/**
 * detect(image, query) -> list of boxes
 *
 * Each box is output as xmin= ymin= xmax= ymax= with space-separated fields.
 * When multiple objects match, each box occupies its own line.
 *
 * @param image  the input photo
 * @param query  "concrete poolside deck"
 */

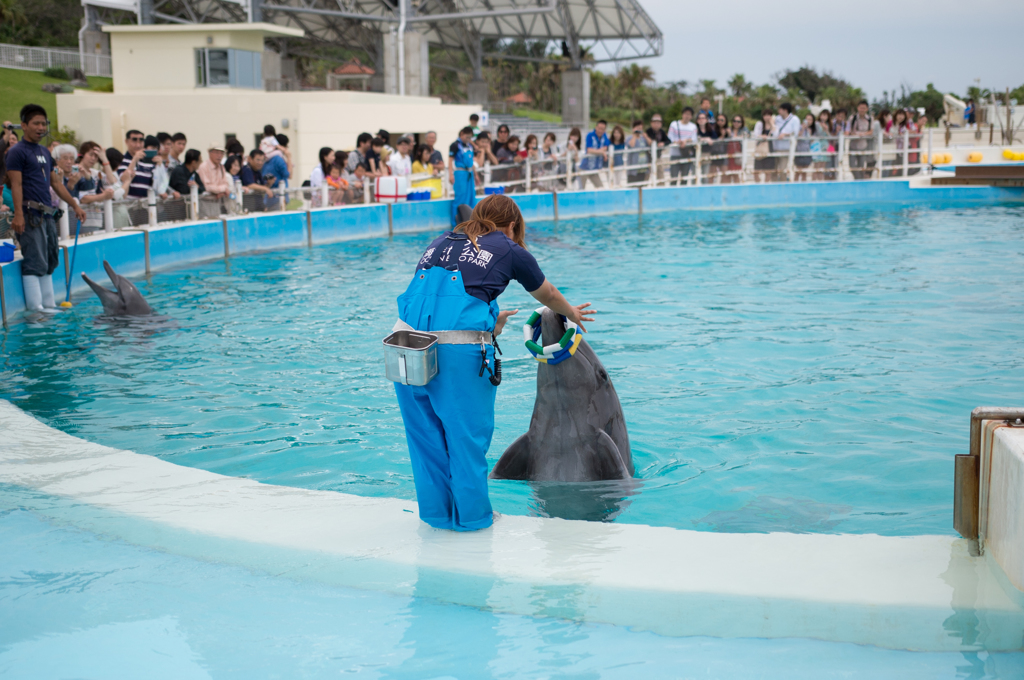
xmin=3 ymin=400 xmax=1023 ymax=653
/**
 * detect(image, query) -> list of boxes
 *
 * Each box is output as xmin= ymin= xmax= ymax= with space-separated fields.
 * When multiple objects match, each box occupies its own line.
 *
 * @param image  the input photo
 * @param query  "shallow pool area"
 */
xmin=3 ymin=199 xmax=1024 ymax=675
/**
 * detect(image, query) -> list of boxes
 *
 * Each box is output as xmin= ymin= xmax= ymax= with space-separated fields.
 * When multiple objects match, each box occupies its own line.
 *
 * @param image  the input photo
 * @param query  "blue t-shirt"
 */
xmin=581 ymin=130 xmax=609 ymax=170
xmin=262 ymin=155 xmax=289 ymax=188
xmin=6 ymin=140 xmax=54 ymax=206
xmin=416 ymin=231 xmax=545 ymax=304
xmin=240 ymin=165 xmax=260 ymax=187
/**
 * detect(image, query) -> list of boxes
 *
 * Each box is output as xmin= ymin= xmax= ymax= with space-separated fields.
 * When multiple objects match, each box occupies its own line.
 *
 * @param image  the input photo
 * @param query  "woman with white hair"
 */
xmin=56 ymin=142 xmax=130 ymax=233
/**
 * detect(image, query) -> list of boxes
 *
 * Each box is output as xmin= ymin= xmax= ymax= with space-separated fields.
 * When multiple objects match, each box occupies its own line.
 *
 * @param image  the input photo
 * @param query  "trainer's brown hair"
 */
xmin=456 ymin=194 xmax=527 ymax=250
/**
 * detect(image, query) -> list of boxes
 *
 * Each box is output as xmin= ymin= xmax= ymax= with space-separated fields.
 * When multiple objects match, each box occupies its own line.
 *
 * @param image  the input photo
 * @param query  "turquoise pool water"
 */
xmin=2 ymin=203 xmax=1024 ymax=534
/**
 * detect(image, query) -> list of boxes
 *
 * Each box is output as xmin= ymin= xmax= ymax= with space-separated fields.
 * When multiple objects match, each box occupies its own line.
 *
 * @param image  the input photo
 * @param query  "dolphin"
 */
xmin=82 ymin=261 xmax=153 ymax=316
xmin=490 ymin=308 xmax=634 ymax=482
xmin=456 ymin=203 xmax=473 ymax=223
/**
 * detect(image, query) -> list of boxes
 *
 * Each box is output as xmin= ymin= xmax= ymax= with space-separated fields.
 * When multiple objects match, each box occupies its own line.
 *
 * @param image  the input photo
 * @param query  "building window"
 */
xmin=195 ymin=48 xmax=262 ymax=89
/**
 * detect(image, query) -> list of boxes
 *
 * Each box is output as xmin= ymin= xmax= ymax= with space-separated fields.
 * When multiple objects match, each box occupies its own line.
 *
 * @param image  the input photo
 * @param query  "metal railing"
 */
xmin=0 ymin=42 xmax=111 ymax=77
xmin=475 ymin=127 xmax=940 ymax=194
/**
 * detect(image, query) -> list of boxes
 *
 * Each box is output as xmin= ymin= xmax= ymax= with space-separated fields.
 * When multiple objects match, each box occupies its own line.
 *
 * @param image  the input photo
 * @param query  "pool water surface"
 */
xmin=2 ymin=203 xmax=1024 ymax=535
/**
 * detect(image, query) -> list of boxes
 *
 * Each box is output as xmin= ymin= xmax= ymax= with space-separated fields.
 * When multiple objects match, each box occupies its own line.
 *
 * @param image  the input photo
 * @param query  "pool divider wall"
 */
xmin=978 ymin=422 xmax=1024 ymax=594
xmin=1 ymin=181 xmax=1022 ymax=322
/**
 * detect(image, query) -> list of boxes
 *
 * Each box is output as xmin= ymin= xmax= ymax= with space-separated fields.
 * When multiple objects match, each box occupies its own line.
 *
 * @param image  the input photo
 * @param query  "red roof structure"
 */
xmin=505 ymin=92 xmax=533 ymax=104
xmin=333 ymin=58 xmax=375 ymax=76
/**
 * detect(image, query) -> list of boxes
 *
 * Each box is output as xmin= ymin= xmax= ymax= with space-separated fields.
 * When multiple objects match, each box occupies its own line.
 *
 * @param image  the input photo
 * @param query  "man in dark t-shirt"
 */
xmin=416 ymin=230 xmax=545 ymax=304
xmin=7 ymin=103 xmax=86 ymax=311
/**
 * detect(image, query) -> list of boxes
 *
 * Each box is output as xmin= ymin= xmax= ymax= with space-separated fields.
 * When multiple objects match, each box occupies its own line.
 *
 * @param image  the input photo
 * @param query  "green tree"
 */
xmin=907 ymin=83 xmax=945 ymax=123
xmin=727 ymin=73 xmax=752 ymax=98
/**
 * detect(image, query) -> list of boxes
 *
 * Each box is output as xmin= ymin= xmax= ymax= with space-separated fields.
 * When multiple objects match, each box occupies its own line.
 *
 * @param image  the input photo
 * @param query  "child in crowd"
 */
xmin=367 ymin=138 xmax=385 ymax=176
xmin=325 ymin=163 xmax=349 ymax=206
xmin=259 ymin=125 xmax=282 ymax=160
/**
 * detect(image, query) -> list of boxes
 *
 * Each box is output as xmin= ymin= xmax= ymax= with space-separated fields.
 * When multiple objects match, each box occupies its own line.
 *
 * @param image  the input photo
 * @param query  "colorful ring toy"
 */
xmin=522 ymin=306 xmax=582 ymax=365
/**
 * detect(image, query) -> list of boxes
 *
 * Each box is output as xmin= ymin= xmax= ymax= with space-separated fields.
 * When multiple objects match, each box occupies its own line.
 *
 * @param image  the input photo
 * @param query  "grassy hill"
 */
xmin=0 ymin=67 xmax=113 ymax=135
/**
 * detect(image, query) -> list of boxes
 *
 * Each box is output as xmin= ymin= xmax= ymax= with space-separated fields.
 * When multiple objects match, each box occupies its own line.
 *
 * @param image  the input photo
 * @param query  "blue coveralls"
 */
xmin=451 ymin=140 xmax=476 ymax=226
xmin=394 ymin=264 xmax=498 ymax=531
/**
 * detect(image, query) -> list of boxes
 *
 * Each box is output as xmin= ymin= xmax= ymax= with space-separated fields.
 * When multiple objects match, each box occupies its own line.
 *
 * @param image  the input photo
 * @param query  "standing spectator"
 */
xmin=752 ymin=109 xmax=777 ymax=182
xmin=240 ymin=149 xmax=274 ymax=206
xmin=773 ymin=103 xmax=800 ymax=179
xmin=6 ymin=103 xmax=85 ymax=312
xmin=646 ymin=114 xmax=670 ymax=183
xmin=579 ymin=120 xmax=609 ymax=190
xmin=608 ymin=125 xmax=627 ymax=186
xmin=469 ymin=114 xmax=481 ymax=136
xmin=197 ymin=146 xmax=235 ymax=218
xmin=695 ymin=112 xmax=717 ymax=182
xmin=496 ymin=136 xmax=523 ymax=189
xmin=226 ymin=139 xmax=244 ymax=158
xmin=880 ymin=109 xmax=894 ymax=134
xmin=847 ymin=100 xmax=876 ymax=179
xmin=377 ymin=129 xmax=394 ymax=157
xmin=68 ymin=141 xmax=127 ymax=233
xmin=169 ymin=149 xmax=204 ymax=197
xmin=891 ymin=109 xmax=915 ymax=176
xmin=310 ymin=147 xmax=335 ymax=191
xmin=474 ymin=132 xmax=499 ymax=166
xmin=964 ymin=99 xmax=975 ymax=128
xmin=496 ymin=136 xmax=519 ymax=165
xmin=262 ymin=136 xmax=291 ymax=209
xmin=831 ymin=108 xmax=848 ymax=136
xmin=424 ymin=131 xmax=444 ymax=170
xmin=794 ymin=113 xmax=818 ymax=181
xmin=522 ymin=134 xmax=538 ymax=161
xmin=815 ymin=110 xmax=835 ymax=180
xmin=225 ymin=155 xmax=242 ymax=181
xmin=710 ymin=114 xmax=730 ymax=182
xmin=916 ymin=113 xmax=928 ymax=131
xmin=168 ymin=132 xmax=187 ymax=169
xmin=626 ymin=119 xmax=651 ymax=185
xmin=105 ymin=147 xmax=124 ymax=170
xmin=698 ymin=97 xmax=715 ymax=121
xmin=156 ymin=133 xmax=173 ymax=165
xmin=117 ymin=134 xmax=158 ymax=199
xmin=448 ymin=126 xmax=476 ymax=224
xmin=367 ymin=137 xmax=386 ymax=176
xmin=346 ymin=133 xmax=373 ymax=174
xmin=668 ymin=107 xmax=698 ymax=184
xmin=491 ymin=124 xmax=511 ymax=157
xmin=412 ymin=144 xmax=442 ymax=199
xmin=724 ymin=116 xmax=747 ymax=183
xmin=388 ymin=136 xmax=413 ymax=178
xmin=151 ymin=144 xmax=176 ymax=200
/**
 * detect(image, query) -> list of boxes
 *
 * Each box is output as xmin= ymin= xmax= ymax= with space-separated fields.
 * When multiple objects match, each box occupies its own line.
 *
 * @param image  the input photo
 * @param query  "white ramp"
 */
xmin=1 ymin=400 xmax=1022 ymax=652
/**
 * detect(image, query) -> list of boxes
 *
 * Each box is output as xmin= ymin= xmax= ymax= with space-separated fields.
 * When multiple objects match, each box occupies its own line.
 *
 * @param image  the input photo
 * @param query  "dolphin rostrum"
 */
xmin=490 ymin=308 xmax=634 ymax=482
xmin=82 ymin=261 xmax=153 ymax=316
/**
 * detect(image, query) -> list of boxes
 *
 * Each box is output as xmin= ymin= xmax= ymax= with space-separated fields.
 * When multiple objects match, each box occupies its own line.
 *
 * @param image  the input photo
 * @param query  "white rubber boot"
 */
xmin=22 ymin=275 xmax=44 ymax=312
xmin=40 ymin=274 xmax=58 ymax=312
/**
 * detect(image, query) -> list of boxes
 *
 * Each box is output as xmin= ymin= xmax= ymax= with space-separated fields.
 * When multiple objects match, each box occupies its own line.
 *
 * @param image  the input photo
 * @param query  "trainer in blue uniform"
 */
xmin=394 ymin=195 xmax=596 ymax=531
xmin=447 ymin=126 xmax=477 ymax=226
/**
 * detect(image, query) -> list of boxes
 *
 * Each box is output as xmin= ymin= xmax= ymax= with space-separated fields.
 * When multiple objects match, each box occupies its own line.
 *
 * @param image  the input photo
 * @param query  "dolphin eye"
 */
xmin=597 ymin=369 xmax=608 ymax=382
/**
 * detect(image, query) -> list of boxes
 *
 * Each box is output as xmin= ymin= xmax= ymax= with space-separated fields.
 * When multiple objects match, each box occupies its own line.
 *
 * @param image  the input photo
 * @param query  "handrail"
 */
xmin=955 ymin=407 xmax=1024 ymax=541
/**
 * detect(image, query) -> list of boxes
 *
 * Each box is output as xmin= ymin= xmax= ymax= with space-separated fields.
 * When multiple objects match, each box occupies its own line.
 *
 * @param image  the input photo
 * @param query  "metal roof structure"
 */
xmin=85 ymin=0 xmax=662 ymax=78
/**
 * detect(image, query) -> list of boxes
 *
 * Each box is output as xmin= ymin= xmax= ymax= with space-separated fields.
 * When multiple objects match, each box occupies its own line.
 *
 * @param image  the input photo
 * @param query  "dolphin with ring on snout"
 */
xmin=490 ymin=308 xmax=634 ymax=483
xmin=82 ymin=260 xmax=153 ymax=316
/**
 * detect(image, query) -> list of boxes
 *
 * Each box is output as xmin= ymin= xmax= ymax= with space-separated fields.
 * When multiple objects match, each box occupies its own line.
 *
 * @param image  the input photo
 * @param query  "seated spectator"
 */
xmin=261 ymin=137 xmax=291 ymax=210
xmin=309 ymin=146 xmax=335 ymax=206
xmin=259 ymin=124 xmax=281 ymax=160
xmin=325 ymin=163 xmax=349 ymax=206
xmin=169 ymin=148 xmax=204 ymax=197
xmin=168 ymin=132 xmax=187 ymax=169
xmin=474 ymin=132 xmax=499 ymax=166
xmin=343 ymin=162 xmax=369 ymax=202
xmin=117 ymin=134 xmax=159 ymax=199
xmin=346 ymin=133 xmax=372 ymax=173
xmin=496 ymin=136 xmax=520 ymax=164
xmin=412 ymin=144 xmax=437 ymax=176
xmin=387 ymin=136 xmax=413 ymax=178
xmin=197 ymin=145 xmax=236 ymax=218
xmin=522 ymin=134 xmax=537 ymax=161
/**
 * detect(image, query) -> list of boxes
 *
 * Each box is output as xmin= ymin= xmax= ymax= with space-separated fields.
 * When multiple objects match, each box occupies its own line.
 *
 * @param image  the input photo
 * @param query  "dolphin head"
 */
xmin=81 ymin=261 xmax=153 ymax=316
xmin=490 ymin=308 xmax=633 ymax=483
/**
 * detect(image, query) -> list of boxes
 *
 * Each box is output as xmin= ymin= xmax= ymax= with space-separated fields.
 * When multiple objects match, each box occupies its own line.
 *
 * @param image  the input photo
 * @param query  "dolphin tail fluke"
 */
xmin=489 ymin=433 xmax=532 ymax=480
xmin=593 ymin=429 xmax=632 ymax=480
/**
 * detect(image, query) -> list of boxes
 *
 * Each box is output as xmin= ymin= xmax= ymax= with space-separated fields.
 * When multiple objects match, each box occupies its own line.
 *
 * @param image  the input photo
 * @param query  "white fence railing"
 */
xmin=0 ymin=42 xmax=111 ymax=77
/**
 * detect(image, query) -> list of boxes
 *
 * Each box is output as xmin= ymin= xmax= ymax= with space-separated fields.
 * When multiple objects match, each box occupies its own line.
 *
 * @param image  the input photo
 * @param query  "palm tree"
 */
xmin=0 ymin=0 xmax=27 ymax=30
xmin=617 ymin=63 xmax=654 ymax=111
xmin=727 ymin=73 xmax=752 ymax=99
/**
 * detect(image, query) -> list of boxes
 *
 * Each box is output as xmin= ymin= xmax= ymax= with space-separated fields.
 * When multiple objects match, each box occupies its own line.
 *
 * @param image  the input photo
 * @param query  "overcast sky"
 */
xmin=626 ymin=0 xmax=1024 ymax=99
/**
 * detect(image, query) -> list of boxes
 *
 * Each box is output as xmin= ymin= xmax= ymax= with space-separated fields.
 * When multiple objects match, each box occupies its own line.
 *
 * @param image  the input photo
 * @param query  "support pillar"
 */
xmin=467 ymin=80 xmax=488 ymax=106
xmin=383 ymin=29 xmax=430 ymax=97
xmin=138 ymin=0 xmax=153 ymax=24
xmin=562 ymin=69 xmax=590 ymax=127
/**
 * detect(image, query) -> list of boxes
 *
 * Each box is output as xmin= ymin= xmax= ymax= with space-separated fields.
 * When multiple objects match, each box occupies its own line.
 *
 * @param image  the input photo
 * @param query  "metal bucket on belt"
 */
xmin=383 ymin=330 xmax=439 ymax=386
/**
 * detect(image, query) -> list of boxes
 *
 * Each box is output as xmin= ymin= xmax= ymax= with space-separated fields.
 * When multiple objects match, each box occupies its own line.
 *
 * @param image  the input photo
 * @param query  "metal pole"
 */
xmin=397 ymin=0 xmax=406 ymax=97
xmin=902 ymin=127 xmax=909 ymax=177
xmin=927 ymin=128 xmax=933 ymax=173
xmin=147 ymin=188 xmax=157 ymax=227
xmin=649 ymin=143 xmax=657 ymax=187
xmin=525 ymin=155 xmax=532 ymax=192
xmin=103 ymin=199 xmax=114 ymax=232
xmin=234 ymin=179 xmax=243 ymax=211
xmin=364 ymin=178 xmax=372 ymax=204
xmin=837 ymin=130 xmax=846 ymax=181
xmin=320 ymin=181 xmax=329 ymax=208
xmin=955 ymin=406 xmax=1024 ymax=541
xmin=694 ymin=142 xmax=701 ymax=186
xmin=279 ymin=185 xmax=286 ymax=212
xmin=59 ymin=200 xmax=69 ymax=239
xmin=875 ymin=126 xmax=883 ymax=179
xmin=787 ymin=135 xmax=796 ymax=182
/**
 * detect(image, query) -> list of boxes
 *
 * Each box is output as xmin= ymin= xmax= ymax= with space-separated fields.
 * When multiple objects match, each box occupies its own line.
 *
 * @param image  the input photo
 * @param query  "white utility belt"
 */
xmin=392 ymin=319 xmax=492 ymax=346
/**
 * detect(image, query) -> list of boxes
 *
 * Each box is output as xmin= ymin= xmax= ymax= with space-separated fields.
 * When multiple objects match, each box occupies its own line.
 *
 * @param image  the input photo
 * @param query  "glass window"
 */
xmin=207 ymin=49 xmax=230 ymax=86
xmin=195 ymin=48 xmax=262 ymax=89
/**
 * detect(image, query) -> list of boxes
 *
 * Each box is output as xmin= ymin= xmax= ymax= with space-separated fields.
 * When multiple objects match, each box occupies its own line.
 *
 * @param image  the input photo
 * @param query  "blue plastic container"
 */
xmin=406 ymin=190 xmax=431 ymax=202
xmin=0 ymin=241 xmax=14 ymax=263
xmin=484 ymin=186 xmax=505 ymax=195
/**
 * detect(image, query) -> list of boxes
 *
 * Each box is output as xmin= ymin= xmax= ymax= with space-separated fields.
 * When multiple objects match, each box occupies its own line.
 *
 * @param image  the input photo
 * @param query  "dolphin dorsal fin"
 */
xmin=489 ymin=433 xmax=532 ymax=480
xmin=593 ymin=430 xmax=631 ymax=480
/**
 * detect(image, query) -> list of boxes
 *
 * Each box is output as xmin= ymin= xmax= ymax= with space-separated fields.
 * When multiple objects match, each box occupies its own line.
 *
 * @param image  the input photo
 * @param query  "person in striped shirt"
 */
xmin=116 ymin=132 xmax=157 ymax=199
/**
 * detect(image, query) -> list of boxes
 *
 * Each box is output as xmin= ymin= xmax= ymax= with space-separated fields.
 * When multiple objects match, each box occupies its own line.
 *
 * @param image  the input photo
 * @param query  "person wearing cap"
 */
xmin=387 ymin=136 xmax=413 ymax=178
xmin=197 ymin=145 xmax=236 ymax=218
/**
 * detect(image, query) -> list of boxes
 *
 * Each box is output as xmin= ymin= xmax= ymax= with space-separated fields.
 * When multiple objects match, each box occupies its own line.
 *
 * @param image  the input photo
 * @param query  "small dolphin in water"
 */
xmin=490 ymin=308 xmax=634 ymax=482
xmin=82 ymin=261 xmax=153 ymax=316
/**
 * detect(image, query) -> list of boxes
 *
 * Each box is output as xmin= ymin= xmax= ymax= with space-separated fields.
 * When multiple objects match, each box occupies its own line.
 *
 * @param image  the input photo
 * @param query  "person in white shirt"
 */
xmin=387 ymin=136 xmax=413 ymax=178
xmin=667 ymin=106 xmax=698 ymax=184
xmin=773 ymin=102 xmax=801 ymax=177
xmin=259 ymin=124 xmax=282 ymax=161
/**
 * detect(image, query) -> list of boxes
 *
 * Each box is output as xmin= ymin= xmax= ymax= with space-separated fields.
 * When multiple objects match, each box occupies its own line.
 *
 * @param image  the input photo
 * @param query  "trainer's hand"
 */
xmin=12 ymin=212 xmax=25 ymax=234
xmin=494 ymin=308 xmax=518 ymax=337
xmin=73 ymin=204 xmax=87 ymax=224
xmin=567 ymin=302 xmax=595 ymax=332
